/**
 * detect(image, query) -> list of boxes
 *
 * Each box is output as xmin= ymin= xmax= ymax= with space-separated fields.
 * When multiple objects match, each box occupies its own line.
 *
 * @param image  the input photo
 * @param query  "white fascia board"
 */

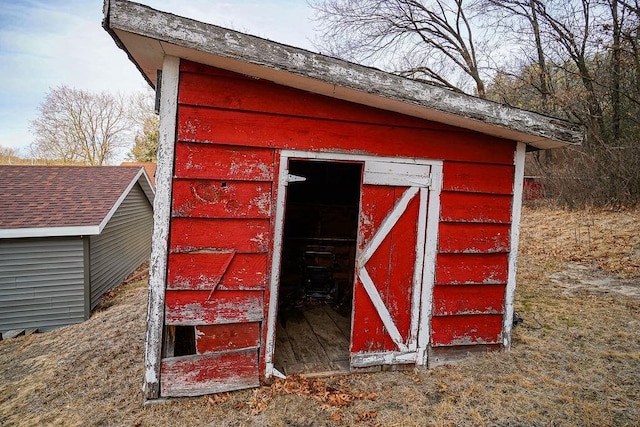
xmin=137 ymin=167 xmax=156 ymax=204
xmin=97 ymin=167 xmax=153 ymax=233
xmin=0 ymin=226 xmax=100 ymax=239
xmin=104 ymin=0 xmax=584 ymax=149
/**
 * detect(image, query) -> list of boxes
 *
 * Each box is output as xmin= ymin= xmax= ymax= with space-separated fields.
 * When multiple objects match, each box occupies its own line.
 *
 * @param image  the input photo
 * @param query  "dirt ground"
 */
xmin=1 ymin=207 xmax=638 ymax=426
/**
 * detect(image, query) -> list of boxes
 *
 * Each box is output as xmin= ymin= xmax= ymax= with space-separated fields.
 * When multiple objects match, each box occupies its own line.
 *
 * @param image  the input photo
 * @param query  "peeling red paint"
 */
xmin=156 ymin=60 xmax=523 ymax=395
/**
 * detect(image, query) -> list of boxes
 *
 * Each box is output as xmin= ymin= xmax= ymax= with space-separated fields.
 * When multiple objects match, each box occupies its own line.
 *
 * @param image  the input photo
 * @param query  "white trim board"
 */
xmin=502 ymin=142 xmax=526 ymax=349
xmin=0 ymin=226 xmax=100 ymax=239
xmin=144 ymin=55 xmax=180 ymax=400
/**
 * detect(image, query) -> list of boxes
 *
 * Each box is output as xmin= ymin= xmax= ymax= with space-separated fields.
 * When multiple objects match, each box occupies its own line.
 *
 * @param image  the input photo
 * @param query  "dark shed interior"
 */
xmin=274 ymin=160 xmax=362 ymax=375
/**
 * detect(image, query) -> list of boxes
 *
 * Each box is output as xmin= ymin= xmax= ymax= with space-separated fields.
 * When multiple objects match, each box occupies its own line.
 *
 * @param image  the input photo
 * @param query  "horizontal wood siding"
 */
xmin=176 ymin=61 xmax=516 ymax=165
xmin=89 ymin=183 xmax=153 ymax=309
xmin=0 ymin=237 xmax=85 ymax=331
xmin=163 ymin=66 xmax=284 ymax=394
xmin=166 ymin=61 xmax=519 ymax=385
xmin=432 ymin=160 xmax=515 ymax=347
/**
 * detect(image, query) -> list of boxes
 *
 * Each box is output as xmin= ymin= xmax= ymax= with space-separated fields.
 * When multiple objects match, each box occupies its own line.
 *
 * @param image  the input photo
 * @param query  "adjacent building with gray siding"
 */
xmin=0 ymin=166 xmax=155 ymax=333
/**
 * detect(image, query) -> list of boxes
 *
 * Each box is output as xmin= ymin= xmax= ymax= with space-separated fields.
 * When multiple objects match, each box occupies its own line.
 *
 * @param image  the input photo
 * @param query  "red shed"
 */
xmin=104 ymin=0 xmax=582 ymax=399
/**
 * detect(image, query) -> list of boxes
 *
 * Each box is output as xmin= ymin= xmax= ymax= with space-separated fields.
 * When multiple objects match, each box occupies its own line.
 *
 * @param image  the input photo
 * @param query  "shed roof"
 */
xmin=0 ymin=166 xmax=155 ymax=239
xmin=103 ymin=0 xmax=583 ymax=150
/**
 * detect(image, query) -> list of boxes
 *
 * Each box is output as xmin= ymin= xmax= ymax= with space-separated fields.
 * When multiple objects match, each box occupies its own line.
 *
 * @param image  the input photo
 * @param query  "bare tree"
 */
xmin=485 ymin=0 xmax=640 ymax=206
xmin=127 ymin=90 xmax=159 ymax=163
xmin=311 ymin=0 xmax=490 ymax=97
xmin=0 ymin=145 xmax=18 ymax=165
xmin=30 ymin=86 xmax=131 ymax=165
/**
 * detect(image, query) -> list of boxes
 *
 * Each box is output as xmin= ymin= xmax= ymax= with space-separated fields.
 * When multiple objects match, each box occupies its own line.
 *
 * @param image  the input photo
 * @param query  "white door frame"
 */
xmin=264 ymin=150 xmax=442 ymax=378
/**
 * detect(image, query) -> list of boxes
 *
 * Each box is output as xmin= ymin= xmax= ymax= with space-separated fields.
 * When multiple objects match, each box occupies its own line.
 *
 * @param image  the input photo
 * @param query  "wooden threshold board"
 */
xmin=274 ymin=304 xmax=351 ymax=376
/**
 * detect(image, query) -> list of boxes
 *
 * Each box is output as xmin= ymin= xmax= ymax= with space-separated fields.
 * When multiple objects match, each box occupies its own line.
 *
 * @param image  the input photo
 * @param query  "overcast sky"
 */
xmin=0 ymin=0 xmax=317 ymax=159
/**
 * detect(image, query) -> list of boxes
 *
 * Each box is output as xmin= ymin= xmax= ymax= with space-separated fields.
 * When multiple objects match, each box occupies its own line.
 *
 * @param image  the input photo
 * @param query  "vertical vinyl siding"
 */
xmin=0 ymin=237 xmax=85 ymax=332
xmin=89 ymin=183 xmax=153 ymax=308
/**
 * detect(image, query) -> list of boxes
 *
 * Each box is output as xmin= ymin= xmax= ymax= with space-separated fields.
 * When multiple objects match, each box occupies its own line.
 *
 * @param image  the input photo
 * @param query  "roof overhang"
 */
xmin=103 ymin=0 xmax=583 ymax=150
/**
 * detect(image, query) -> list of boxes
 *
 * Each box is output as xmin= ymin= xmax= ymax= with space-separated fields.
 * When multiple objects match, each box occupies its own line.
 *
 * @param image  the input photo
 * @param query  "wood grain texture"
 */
xmin=430 ymin=314 xmax=503 ymax=346
xmin=165 ymin=290 xmax=263 ymax=325
xmin=438 ymin=223 xmax=511 ymax=253
xmin=352 ymin=186 xmax=393 ymax=353
xmin=440 ymin=192 xmax=512 ymax=223
xmin=195 ymin=322 xmax=260 ymax=354
xmin=179 ymin=69 xmax=456 ymax=130
xmin=432 ymin=284 xmax=506 ymax=316
xmin=172 ymin=179 xmax=271 ymax=218
xmin=177 ymin=106 xmax=517 ymax=165
xmin=174 ymin=142 xmax=274 ymax=181
xmin=435 ymin=253 xmax=509 ymax=284
xmin=167 ymin=251 xmax=235 ymax=290
xmin=429 ymin=344 xmax=501 ymax=367
xmin=442 ymin=162 xmax=515 ymax=195
xmin=353 ymin=185 xmax=420 ymax=353
xmin=160 ymin=349 xmax=259 ymax=397
xmin=167 ymin=253 xmax=267 ymax=291
xmin=169 ymin=217 xmax=270 ymax=253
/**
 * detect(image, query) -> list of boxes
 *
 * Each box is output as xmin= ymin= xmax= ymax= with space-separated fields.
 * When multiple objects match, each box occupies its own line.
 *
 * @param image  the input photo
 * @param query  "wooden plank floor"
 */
xmin=274 ymin=304 xmax=351 ymax=376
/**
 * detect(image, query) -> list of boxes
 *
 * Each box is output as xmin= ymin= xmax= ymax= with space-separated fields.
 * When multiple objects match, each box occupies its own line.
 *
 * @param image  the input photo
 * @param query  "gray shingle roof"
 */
xmin=0 ymin=166 xmax=153 ymax=235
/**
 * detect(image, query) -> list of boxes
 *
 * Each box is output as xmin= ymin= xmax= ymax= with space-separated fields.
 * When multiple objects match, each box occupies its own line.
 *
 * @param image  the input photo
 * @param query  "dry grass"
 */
xmin=1 ymin=207 xmax=639 ymax=426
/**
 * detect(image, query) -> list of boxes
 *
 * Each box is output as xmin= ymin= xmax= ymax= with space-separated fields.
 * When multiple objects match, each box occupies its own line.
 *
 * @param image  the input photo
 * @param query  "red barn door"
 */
xmin=351 ymin=161 xmax=432 ymax=367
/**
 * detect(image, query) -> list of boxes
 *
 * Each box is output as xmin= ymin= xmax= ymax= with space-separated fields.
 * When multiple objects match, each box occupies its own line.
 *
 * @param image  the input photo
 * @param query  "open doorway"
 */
xmin=274 ymin=159 xmax=362 ymax=376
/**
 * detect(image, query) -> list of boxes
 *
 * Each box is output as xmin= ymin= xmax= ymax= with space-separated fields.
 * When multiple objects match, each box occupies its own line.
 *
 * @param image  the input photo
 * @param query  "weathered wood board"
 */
xmin=195 ymin=322 xmax=261 ymax=354
xmin=160 ymin=349 xmax=259 ymax=396
xmin=431 ymin=314 xmax=503 ymax=346
xmin=165 ymin=290 xmax=263 ymax=325
xmin=167 ymin=252 xmax=267 ymax=290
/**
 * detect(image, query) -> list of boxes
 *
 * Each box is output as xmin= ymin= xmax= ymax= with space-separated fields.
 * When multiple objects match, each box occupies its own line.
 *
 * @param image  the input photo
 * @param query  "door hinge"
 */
xmin=283 ymin=172 xmax=307 ymax=185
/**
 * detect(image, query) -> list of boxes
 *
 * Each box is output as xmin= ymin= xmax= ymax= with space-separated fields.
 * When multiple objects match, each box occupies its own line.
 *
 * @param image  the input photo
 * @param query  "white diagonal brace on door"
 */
xmin=358 ymin=267 xmax=409 ymax=352
xmin=356 ymin=185 xmax=420 ymax=353
xmin=358 ymin=186 xmax=420 ymax=266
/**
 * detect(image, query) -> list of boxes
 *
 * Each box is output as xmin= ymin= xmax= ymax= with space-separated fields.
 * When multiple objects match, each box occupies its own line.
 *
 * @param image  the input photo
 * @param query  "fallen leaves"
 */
xmin=355 ymin=410 xmax=378 ymax=422
xmin=245 ymin=375 xmax=377 ymax=415
xmin=205 ymin=392 xmax=230 ymax=405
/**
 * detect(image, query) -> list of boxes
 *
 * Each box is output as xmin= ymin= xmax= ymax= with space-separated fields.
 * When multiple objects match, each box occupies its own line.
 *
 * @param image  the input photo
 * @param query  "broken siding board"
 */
xmin=160 ymin=349 xmax=259 ymax=397
xmin=438 ymin=223 xmax=510 ymax=254
xmin=439 ymin=192 xmax=512 ymax=224
xmin=432 ymin=284 xmax=506 ymax=316
xmin=167 ymin=253 xmax=267 ymax=290
xmin=435 ymin=253 xmax=509 ymax=285
xmin=172 ymin=179 xmax=271 ymax=218
xmin=169 ymin=218 xmax=270 ymax=253
xmin=430 ymin=314 xmax=503 ymax=346
xmin=165 ymin=290 xmax=263 ymax=325
xmin=167 ymin=251 xmax=235 ymax=290
xmin=195 ymin=322 xmax=260 ymax=354
xmin=173 ymin=142 xmax=274 ymax=181
xmin=442 ymin=162 xmax=515 ymax=195
xmin=429 ymin=344 xmax=502 ymax=367
xmin=177 ymin=106 xmax=517 ymax=165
